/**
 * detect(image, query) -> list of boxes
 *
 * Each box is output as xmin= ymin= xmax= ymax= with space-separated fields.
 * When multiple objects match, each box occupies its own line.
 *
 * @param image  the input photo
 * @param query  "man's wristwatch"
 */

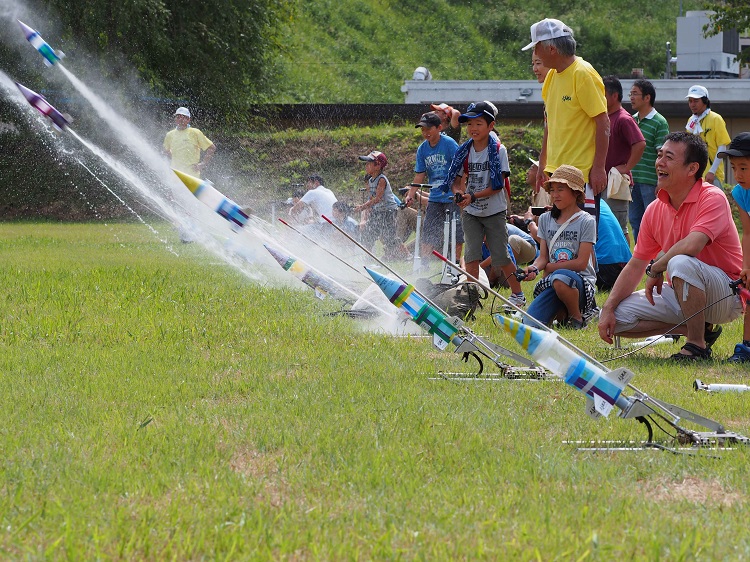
xmin=645 ymin=260 xmax=661 ymax=279
xmin=470 ymin=192 xmax=477 ymax=203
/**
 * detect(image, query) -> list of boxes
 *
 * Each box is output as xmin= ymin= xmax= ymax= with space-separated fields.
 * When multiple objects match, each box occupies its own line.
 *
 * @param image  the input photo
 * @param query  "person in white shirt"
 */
xmin=290 ymin=174 xmax=337 ymax=224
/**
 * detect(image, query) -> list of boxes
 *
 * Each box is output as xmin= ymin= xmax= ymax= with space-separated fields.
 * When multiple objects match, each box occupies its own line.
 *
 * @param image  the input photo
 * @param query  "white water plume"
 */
xmin=0 ymin=5 xmax=413 ymax=334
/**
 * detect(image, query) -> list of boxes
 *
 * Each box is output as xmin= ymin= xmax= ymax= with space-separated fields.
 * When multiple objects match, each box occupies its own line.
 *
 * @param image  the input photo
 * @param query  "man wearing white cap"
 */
xmin=163 ymin=107 xmax=216 ymax=178
xmin=522 ymin=18 xmax=609 ymax=217
xmin=685 ymin=85 xmax=731 ymax=187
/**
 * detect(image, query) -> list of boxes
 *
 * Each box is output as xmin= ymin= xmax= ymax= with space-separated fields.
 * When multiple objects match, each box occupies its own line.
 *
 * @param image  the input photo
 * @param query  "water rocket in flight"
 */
xmin=15 ymin=82 xmax=70 ymax=131
xmin=172 ymin=169 xmax=249 ymax=231
xmin=495 ymin=315 xmax=632 ymax=417
xmin=17 ymin=20 xmax=65 ymax=67
xmin=264 ymin=243 xmax=354 ymax=302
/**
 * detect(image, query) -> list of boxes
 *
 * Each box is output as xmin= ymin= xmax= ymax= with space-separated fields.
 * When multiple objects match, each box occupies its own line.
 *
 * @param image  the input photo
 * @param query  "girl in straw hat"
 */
xmin=520 ymin=165 xmax=597 ymax=329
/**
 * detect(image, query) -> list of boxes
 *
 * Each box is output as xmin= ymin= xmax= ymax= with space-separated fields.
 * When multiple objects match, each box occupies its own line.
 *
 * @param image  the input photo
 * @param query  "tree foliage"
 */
xmin=703 ymin=0 xmax=750 ymax=64
xmin=25 ymin=0 xmax=294 ymax=117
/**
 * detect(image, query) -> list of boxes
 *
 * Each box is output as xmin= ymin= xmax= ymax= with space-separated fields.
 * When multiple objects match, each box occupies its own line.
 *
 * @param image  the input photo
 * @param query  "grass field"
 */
xmin=1 ymin=223 xmax=749 ymax=560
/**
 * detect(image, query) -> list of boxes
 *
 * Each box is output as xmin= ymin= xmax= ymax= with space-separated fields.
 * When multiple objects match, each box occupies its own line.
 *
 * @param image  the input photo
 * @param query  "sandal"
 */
xmin=704 ymin=323 xmax=722 ymax=349
xmin=670 ymin=342 xmax=712 ymax=361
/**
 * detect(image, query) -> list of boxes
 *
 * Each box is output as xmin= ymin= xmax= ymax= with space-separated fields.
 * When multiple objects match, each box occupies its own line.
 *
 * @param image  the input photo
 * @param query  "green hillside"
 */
xmin=275 ymin=0 xmax=703 ymax=103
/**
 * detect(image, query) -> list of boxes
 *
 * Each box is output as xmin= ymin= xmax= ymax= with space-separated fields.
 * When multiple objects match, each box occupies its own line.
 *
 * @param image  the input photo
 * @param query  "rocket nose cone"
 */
xmin=172 ymin=168 xmax=203 ymax=192
xmin=496 ymin=314 xmax=546 ymax=353
xmin=14 ymin=82 xmax=35 ymax=102
xmin=263 ymin=244 xmax=287 ymax=266
xmin=364 ymin=267 xmax=382 ymax=283
xmin=17 ymin=20 xmax=34 ymax=36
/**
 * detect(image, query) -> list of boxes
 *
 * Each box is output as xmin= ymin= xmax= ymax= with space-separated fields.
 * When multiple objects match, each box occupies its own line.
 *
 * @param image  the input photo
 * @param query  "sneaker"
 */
xmin=504 ymin=292 xmax=526 ymax=312
xmin=565 ymin=317 xmax=587 ymax=330
xmin=727 ymin=342 xmax=750 ymax=363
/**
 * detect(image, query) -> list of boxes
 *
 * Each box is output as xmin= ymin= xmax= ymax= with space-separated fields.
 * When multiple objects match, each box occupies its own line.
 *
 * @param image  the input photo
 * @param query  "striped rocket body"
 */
xmin=172 ymin=169 xmax=248 ymax=230
xmin=496 ymin=315 xmax=625 ymax=417
xmin=15 ymin=82 xmax=69 ymax=131
xmin=18 ymin=20 xmax=64 ymax=67
xmin=264 ymin=244 xmax=350 ymax=302
xmin=365 ymin=267 xmax=458 ymax=349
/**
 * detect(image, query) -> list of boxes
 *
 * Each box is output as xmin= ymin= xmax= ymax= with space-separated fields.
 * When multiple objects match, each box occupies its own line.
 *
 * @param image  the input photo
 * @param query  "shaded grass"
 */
xmin=0 ymin=223 xmax=749 ymax=560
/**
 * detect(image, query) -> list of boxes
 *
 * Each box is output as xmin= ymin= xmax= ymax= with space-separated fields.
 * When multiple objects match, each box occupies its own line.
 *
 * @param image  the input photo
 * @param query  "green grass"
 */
xmin=1 ymin=223 xmax=749 ymax=560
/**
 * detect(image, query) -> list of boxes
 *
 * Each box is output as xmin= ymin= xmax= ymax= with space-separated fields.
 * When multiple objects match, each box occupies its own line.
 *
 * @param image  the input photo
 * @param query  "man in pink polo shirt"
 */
xmin=599 ymin=132 xmax=743 ymax=360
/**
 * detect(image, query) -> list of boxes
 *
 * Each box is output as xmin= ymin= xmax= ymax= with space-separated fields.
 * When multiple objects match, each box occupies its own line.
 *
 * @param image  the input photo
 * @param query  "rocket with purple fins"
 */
xmin=365 ymin=267 xmax=460 ymax=350
xmin=172 ymin=169 xmax=249 ymax=231
xmin=495 ymin=315 xmax=632 ymax=418
xmin=15 ymin=82 xmax=69 ymax=131
xmin=265 ymin=243 xmax=352 ymax=302
xmin=17 ymin=20 xmax=65 ymax=67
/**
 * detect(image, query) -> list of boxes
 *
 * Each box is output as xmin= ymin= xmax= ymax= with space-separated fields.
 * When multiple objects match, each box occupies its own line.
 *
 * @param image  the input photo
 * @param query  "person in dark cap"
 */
xmin=719 ymin=132 xmax=750 ymax=362
xmin=441 ymin=101 xmax=527 ymax=308
xmin=405 ymin=111 xmax=462 ymax=263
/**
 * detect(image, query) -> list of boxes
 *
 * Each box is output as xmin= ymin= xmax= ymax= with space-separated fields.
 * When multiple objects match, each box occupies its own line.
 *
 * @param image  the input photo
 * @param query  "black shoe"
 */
xmin=704 ymin=324 xmax=722 ymax=349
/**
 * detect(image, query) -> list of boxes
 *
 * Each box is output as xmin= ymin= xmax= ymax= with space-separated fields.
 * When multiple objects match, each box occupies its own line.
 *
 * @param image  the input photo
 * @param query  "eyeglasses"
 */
xmin=629 ymin=92 xmax=642 ymax=97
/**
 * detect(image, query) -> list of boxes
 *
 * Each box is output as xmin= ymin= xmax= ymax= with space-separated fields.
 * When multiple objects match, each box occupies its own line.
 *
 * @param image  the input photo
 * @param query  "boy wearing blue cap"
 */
xmin=442 ymin=101 xmax=526 ymax=307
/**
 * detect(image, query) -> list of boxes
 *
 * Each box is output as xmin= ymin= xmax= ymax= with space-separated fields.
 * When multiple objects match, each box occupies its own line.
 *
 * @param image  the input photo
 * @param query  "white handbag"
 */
xmin=607 ymin=168 xmax=632 ymax=201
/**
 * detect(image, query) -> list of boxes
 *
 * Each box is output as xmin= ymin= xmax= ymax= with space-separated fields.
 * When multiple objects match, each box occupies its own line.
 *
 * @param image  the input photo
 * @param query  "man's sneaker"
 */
xmin=727 ymin=342 xmax=750 ymax=363
xmin=503 ymin=292 xmax=526 ymax=313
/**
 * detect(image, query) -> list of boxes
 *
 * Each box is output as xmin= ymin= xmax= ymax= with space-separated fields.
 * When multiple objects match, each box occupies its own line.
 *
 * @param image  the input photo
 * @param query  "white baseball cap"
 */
xmin=685 ymin=85 xmax=709 ymax=99
xmin=174 ymin=107 xmax=191 ymax=118
xmin=522 ymin=18 xmax=573 ymax=51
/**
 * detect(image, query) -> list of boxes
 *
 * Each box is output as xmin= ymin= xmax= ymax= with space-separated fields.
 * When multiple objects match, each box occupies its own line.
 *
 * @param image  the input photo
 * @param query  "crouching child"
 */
xmin=520 ymin=165 xmax=597 ymax=329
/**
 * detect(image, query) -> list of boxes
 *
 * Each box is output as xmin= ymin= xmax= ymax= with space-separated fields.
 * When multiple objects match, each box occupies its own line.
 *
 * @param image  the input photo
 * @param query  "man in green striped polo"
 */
xmin=628 ymin=79 xmax=670 ymax=243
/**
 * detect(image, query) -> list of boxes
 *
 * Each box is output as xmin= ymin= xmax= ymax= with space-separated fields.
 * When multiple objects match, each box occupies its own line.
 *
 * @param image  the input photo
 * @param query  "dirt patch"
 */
xmin=642 ymin=476 xmax=743 ymax=507
xmin=229 ymin=447 xmax=289 ymax=508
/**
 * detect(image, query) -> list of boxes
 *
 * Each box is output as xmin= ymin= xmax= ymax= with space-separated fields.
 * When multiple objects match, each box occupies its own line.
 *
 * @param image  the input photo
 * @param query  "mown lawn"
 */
xmin=0 ymin=223 xmax=748 ymax=560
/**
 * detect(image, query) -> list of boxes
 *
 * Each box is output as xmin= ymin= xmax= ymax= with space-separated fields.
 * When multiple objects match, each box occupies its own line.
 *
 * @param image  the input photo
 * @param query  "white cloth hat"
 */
xmin=685 ymin=85 xmax=709 ymax=99
xmin=522 ymin=18 xmax=573 ymax=51
xmin=174 ymin=107 xmax=191 ymax=118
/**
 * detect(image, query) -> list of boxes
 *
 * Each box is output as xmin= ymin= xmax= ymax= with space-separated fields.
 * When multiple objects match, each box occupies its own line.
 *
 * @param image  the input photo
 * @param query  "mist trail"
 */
xmin=67 ymin=128 xmax=183 ymax=225
xmin=1 ymin=24 xmax=407 ymax=330
xmin=58 ymin=65 xmax=171 ymax=179
xmin=73 ymin=156 xmax=179 ymax=256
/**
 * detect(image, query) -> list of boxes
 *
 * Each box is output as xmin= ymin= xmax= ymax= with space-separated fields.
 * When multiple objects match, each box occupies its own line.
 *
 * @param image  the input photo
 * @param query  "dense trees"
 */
xmin=704 ymin=1 xmax=750 ymax=65
xmin=26 ymin=0 xmax=294 ymax=117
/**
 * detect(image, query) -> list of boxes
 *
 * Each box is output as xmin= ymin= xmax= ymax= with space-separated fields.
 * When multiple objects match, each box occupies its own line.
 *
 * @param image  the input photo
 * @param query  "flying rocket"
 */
xmin=264 ymin=243 xmax=355 ymax=303
xmin=17 ymin=20 xmax=65 ymax=67
xmin=496 ymin=315 xmax=632 ymax=418
xmin=172 ymin=169 xmax=249 ymax=231
xmin=365 ymin=267 xmax=461 ymax=351
xmin=15 ymin=82 xmax=70 ymax=131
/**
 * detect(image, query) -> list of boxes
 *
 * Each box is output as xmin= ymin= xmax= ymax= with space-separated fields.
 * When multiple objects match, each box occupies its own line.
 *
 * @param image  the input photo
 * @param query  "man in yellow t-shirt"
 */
xmin=522 ymin=18 xmax=609 ymax=215
xmin=163 ymin=107 xmax=216 ymax=178
xmin=685 ymin=85 xmax=731 ymax=187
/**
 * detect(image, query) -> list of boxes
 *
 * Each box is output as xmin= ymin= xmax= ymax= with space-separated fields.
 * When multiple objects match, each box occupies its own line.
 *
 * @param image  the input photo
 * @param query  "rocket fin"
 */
xmin=606 ymin=367 xmax=634 ymax=389
xmin=593 ymin=395 xmax=614 ymax=417
xmin=585 ymin=398 xmax=603 ymax=419
xmin=432 ymin=333 xmax=449 ymax=351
